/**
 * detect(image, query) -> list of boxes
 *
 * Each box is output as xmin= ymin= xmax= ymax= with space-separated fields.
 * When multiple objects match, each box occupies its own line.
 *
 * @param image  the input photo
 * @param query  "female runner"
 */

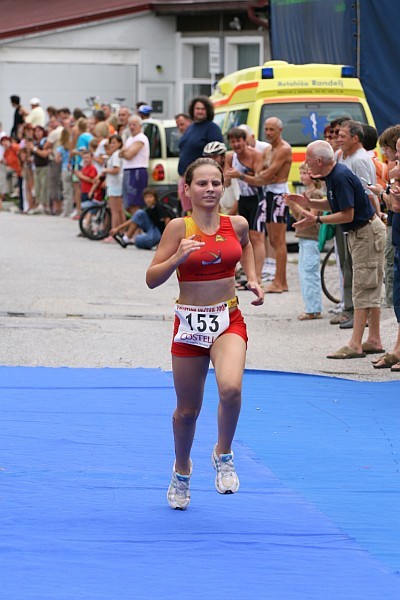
xmin=146 ymin=158 xmax=264 ymax=510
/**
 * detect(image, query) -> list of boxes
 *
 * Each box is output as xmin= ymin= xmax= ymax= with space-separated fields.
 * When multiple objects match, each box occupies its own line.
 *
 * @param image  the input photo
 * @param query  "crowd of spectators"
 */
xmin=0 ymin=95 xmax=154 ymax=222
xmin=1 ymin=93 xmax=399 ymax=371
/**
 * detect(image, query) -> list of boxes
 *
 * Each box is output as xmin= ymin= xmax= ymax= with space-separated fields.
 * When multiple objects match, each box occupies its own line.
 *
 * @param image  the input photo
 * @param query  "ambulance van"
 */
xmin=210 ymin=61 xmax=376 ymax=191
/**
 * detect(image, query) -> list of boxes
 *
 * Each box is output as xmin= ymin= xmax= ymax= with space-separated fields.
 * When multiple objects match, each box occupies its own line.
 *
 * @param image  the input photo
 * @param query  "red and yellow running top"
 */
xmin=176 ymin=215 xmax=242 ymax=283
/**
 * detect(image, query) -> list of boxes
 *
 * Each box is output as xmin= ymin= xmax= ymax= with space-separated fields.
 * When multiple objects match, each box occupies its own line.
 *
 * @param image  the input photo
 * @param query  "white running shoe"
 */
xmin=212 ymin=445 xmax=239 ymax=494
xmin=167 ymin=460 xmax=193 ymax=510
xmin=27 ymin=204 xmax=45 ymax=215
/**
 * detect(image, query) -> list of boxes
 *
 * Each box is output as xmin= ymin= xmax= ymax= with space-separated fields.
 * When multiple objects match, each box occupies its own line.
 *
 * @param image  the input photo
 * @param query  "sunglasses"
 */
xmin=330 ymin=128 xmax=340 ymax=135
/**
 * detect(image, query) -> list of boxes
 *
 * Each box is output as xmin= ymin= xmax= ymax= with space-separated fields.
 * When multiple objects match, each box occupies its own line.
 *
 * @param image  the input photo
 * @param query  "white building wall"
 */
xmin=0 ymin=14 xmax=176 ymax=132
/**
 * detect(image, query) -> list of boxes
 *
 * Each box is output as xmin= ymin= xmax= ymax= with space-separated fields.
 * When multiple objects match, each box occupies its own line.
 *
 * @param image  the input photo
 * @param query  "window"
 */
xmin=213 ymin=112 xmax=227 ymax=132
xmin=183 ymin=84 xmax=212 ymax=114
xmin=225 ymin=109 xmax=249 ymax=132
xmin=178 ymin=36 xmax=220 ymax=112
xmin=143 ymin=123 xmax=161 ymax=159
xmin=259 ymin=101 xmax=368 ymax=147
xmin=165 ymin=127 xmax=180 ymax=158
xmin=193 ymin=45 xmax=209 ymax=78
xmin=238 ymin=45 xmax=260 ymax=70
xmin=213 ymin=109 xmax=249 ymax=143
xmin=224 ymin=36 xmax=264 ymax=75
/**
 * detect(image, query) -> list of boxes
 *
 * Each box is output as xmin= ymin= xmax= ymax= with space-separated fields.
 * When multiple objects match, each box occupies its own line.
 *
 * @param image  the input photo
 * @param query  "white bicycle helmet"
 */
xmin=203 ymin=141 xmax=227 ymax=156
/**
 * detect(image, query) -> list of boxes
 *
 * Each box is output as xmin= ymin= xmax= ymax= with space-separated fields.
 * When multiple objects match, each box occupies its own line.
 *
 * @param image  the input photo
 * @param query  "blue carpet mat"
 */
xmin=1 ymin=367 xmax=399 ymax=599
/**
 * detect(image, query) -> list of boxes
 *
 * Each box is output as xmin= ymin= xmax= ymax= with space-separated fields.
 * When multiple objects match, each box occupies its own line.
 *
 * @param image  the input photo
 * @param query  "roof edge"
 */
xmin=0 ymin=4 xmax=152 ymax=41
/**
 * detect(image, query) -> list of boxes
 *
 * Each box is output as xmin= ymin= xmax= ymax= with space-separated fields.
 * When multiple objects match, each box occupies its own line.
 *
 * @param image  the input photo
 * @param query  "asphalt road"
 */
xmin=0 ymin=206 xmax=398 ymax=381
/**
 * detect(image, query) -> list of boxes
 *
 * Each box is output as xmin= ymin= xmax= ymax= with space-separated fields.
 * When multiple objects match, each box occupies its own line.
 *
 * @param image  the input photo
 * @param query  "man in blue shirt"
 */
xmin=287 ymin=140 xmax=386 ymax=360
xmin=177 ymin=96 xmax=223 ymax=213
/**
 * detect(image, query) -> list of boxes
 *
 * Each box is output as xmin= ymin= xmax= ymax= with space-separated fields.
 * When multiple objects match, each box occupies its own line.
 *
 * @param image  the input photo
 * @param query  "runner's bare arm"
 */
xmin=146 ymin=219 xmax=205 ymax=288
xmin=231 ymin=216 xmax=264 ymax=305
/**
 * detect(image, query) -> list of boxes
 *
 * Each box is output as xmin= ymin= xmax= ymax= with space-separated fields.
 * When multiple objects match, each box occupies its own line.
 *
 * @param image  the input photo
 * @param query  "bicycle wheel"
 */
xmin=321 ymin=245 xmax=342 ymax=305
xmin=79 ymin=204 xmax=111 ymax=240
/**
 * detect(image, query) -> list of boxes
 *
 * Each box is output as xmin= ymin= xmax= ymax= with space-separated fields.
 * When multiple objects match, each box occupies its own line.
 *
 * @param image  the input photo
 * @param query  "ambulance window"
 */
xmin=259 ymin=102 xmax=367 ymax=146
xmin=225 ymin=109 xmax=249 ymax=132
xmin=214 ymin=112 xmax=227 ymax=132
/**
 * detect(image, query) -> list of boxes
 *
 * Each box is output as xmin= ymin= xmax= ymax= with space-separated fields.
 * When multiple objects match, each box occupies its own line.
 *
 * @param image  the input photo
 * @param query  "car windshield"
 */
xmin=259 ymin=102 xmax=368 ymax=146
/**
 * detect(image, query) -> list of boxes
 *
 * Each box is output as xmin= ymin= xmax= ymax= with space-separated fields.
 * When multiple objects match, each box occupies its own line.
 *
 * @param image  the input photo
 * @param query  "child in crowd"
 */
xmin=0 ymin=134 xmax=22 ymax=210
xmin=288 ymin=162 xmax=325 ymax=320
xmin=75 ymin=150 xmax=102 ymax=210
xmin=55 ymin=128 xmax=74 ymax=217
xmin=111 ymin=187 xmax=172 ymax=249
xmin=71 ymin=117 xmax=93 ymax=218
xmin=92 ymin=122 xmax=109 ymax=176
xmin=101 ymin=134 xmax=125 ymax=243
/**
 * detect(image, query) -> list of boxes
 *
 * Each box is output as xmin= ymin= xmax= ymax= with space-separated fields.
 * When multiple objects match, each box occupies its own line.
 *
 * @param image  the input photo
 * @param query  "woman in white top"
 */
xmin=101 ymin=134 xmax=125 ymax=243
xmin=119 ymin=115 xmax=150 ymax=215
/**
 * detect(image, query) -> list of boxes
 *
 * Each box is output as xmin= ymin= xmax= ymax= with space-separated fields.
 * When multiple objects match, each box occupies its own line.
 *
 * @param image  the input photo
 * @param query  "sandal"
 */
xmin=327 ymin=345 xmax=366 ymax=359
xmin=372 ymin=353 xmax=400 ymax=369
xmin=362 ymin=342 xmax=385 ymax=354
xmin=371 ymin=352 xmax=390 ymax=365
xmin=236 ymin=282 xmax=249 ymax=291
xmin=298 ymin=312 xmax=322 ymax=321
xmin=391 ymin=362 xmax=400 ymax=372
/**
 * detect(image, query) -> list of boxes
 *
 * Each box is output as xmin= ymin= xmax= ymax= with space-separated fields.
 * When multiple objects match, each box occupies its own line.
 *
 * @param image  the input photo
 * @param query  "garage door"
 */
xmin=0 ymin=62 xmax=137 ymax=128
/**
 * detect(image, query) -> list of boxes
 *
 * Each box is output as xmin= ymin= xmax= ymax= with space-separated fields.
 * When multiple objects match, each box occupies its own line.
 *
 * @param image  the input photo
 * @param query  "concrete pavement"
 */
xmin=0 ymin=207 xmax=398 ymax=380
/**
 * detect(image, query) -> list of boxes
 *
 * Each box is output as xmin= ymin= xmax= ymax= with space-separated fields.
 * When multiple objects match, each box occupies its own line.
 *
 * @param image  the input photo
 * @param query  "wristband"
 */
xmin=316 ymin=215 xmax=322 ymax=224
xmin=239 ymin=174 xmax=244 ymax=181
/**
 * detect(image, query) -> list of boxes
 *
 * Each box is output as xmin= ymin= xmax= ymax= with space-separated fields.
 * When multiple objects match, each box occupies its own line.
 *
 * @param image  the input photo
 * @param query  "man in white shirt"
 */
xmin=25 ymin=98 xmax=46 ymax=128
xmin=238 ymin=124 xmax=270 ymax=154
xmin=119 ymin=115 xmax=150 ymax=215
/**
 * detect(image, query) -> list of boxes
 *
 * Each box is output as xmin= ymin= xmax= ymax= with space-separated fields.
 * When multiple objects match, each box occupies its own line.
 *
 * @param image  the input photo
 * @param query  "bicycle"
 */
xmin=84 ymin=96 xmax=126 ymax=117
xmin=79 ymin=201 xmax=111 ymax=240
xmin=320 ymin=244 xmax=342 ymax=305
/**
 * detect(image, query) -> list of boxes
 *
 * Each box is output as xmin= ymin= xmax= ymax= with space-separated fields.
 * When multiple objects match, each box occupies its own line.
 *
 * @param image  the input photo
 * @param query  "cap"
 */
xmin=30 ymin=97 xmax=41 ymax=105
xmin=138 ymin=105 xmax=153 ymax=115
xmin=0 ymin=132 xmax=11 ymax=142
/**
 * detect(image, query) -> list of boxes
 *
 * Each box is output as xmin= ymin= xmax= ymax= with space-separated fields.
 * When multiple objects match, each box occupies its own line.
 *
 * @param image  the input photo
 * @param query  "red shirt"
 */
xmin=176 ymin=215 xmax=242 ymax=282
xmin=81 ymin=164 xmax=97 ymax=194
xmin=4 ymin=143 xmax=21 ymax=177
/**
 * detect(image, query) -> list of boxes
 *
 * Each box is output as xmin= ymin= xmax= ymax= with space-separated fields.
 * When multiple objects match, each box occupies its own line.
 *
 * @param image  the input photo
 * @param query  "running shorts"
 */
xmin=171 ymin=308 xmax=248 ymax=357
xmin=266 ymin=191 xmax=289 ymax=224
xmin=238 ymin=195 xmax=265 ymax=232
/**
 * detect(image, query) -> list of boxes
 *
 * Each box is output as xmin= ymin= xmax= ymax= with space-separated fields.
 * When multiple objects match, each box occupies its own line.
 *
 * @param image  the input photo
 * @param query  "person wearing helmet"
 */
xmin=202 ymin=141 xmax=227 ymax=165
xmin=202 ymin=141 xmax=238 ymax=215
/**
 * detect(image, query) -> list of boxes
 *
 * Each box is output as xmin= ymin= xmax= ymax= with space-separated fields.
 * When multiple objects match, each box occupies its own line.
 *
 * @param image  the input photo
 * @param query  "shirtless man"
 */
xmin=225 ymin=127 xmax=264 ymax=283
xmin=229 ymin=118 xmax=292 ymax=293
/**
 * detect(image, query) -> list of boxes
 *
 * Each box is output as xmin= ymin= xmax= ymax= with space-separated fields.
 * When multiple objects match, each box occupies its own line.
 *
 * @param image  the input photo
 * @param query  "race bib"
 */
xmin=174 ymin=301 xmax=230 ymax=348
